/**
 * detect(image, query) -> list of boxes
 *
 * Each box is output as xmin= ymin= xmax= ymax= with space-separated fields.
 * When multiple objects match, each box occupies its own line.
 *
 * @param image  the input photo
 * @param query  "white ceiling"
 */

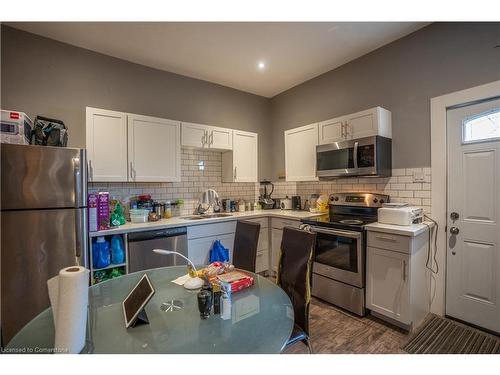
xmin=8 ymin=22 xmax=428 ymax=97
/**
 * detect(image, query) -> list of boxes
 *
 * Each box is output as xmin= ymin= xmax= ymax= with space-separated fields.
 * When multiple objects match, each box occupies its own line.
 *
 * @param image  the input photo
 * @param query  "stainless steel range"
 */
xmin=301 ymin=192 xmax=389 ymax=316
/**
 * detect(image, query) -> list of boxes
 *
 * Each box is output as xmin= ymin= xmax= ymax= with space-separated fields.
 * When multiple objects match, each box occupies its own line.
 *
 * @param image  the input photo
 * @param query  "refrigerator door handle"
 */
xmin=75 ymin=208 xmax=89 ymax=267
xmin=74 ymin=149 xmax=87 ymax=208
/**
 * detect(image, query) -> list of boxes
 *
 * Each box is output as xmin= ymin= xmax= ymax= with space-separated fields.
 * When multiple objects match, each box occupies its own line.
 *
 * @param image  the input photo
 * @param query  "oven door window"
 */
xmin=316 ymin=148 xmax=354 ymax=171
xmin=356 ymin=144 xmax=375 ymax=168
xmin=315 ymin=232 xmax=358 ymax=273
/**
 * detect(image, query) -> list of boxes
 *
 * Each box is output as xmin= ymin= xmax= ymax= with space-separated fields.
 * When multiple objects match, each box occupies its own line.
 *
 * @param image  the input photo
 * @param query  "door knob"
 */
xmin=450 ymin=227 xmax=460 ymax=235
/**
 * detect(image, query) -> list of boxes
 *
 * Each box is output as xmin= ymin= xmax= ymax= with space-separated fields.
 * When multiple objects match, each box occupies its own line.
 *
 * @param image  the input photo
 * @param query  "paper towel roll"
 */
xmin=47 ymin=266 xmax=89 ymax=354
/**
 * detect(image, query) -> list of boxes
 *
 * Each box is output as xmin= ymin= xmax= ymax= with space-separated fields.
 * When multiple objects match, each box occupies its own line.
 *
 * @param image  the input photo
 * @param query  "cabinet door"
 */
xmin=218 ymin=233 xmax=236 ymax=263
xmin=271 ymin=228 xmax=283 ymax=272
xmin=209 ymin=126 xmax=233 ymax=150
xmin=188 ymin=236 xmax=217 ymax=267
xmin=345 ymin=108 xmax=377 ymax=139
xmin=366 ymin=246 xmax=410 ymax=324
xmin=284 ymin=123 xmax=319 ymax=181
xmin=181 ymin=122 xmax=209 ymax=148
xmin=318 ymin=116 xmax=346 ymax=144
xmin=127 ymin=114 xmax=181 ymax=182
xmin=233 ymin=130 xmax=258 ymax=182
xmin=86 ymin=107 xmax=128 ymax=182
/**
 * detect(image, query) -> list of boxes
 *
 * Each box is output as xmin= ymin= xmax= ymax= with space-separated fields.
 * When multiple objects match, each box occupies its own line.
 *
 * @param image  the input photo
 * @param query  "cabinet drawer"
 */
xmin=255 ymin=250 xmax=269 ymax=273
xmin=271 ymin=218 xmax=300 ymax=230
xmin=245 ymin=217 xmax=268 ymax=229
xmin=187 ymin=221 xmax=237 ymax=239
xmin=367 ymin=231 xmax=411 ymax=254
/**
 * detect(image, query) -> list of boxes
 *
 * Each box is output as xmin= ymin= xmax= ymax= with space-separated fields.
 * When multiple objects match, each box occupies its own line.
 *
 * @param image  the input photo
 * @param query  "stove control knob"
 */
xmin=333 ymin=196 xmax=339 ymax=201
xmin=379 ymin=199 xmax=385 ymax=204
xmin=373 ymin=198 xmax=378 ymax=203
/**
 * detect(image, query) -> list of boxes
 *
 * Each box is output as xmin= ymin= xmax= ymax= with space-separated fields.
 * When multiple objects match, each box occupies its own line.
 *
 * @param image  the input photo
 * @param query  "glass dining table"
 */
xmin=6 ymin=266 xmax=294 ymax=354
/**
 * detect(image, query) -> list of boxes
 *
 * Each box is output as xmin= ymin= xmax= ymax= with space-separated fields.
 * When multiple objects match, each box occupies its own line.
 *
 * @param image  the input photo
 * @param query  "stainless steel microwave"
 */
xmin=316 ymin=135 xmax=392 ymax=179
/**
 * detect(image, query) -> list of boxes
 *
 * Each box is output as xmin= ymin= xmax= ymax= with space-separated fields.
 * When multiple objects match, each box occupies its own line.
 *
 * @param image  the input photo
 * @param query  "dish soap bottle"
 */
xmin=110 ymin=235 xmax=125 ymax=264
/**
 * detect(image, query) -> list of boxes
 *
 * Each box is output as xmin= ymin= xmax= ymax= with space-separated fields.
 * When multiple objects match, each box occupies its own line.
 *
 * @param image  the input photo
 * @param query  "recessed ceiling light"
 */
xmin=257 ymin=61 xmax=266 ymax=70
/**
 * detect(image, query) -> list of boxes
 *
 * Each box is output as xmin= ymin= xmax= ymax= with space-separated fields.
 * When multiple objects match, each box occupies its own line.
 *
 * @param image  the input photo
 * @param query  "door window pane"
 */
xmin=463 ymin=108 xmax=500 ymax=143
xmin=314 ymin=233 xmax=358 ymax=273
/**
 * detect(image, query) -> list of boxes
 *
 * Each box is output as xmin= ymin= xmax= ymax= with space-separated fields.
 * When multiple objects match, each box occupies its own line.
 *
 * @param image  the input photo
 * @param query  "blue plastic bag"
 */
xmin=209 ymin=240 xmax=230 ymax=263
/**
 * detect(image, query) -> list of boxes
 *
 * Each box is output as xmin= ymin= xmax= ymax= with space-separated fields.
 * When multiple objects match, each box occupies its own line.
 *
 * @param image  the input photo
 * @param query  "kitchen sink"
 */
xmin=181 ymin=213 xmax=233 ymax=220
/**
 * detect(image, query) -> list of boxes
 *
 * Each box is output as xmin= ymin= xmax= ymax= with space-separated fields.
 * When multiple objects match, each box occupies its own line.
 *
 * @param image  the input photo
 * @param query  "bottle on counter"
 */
xmin=238 ymin=199 xmax=246 ymax=212
xmin=110 ymin=235 xmax=125 ymax=264
xmin=93 ymin=236 xmax=111 ymax=269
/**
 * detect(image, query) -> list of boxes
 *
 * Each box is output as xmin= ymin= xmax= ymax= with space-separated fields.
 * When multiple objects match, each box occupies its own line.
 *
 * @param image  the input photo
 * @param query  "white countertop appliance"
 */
xmin=1 ymin=110 xmax=33 ymax=145
xmin=280 ymin=197 xmax=293 ymax=210
xmin=378 ymin=206 xmax=424 ymax=226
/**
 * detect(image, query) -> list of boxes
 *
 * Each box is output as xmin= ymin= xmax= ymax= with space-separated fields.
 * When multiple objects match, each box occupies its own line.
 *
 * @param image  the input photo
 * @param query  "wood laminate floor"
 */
xmin=283 ymin=298 xmax=411 ymax=354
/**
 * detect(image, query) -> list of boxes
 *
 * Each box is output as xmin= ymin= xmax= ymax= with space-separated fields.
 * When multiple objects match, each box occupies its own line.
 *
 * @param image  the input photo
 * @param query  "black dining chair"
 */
xmin=277 ymin=226 xmax=317 ymax=354
xmin=232 ymin=220 xmax=260 ymax=273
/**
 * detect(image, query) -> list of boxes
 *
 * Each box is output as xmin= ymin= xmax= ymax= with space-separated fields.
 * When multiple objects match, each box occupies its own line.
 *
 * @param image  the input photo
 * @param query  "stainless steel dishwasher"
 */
xmin=127 ymin=227 xmax=188 ymax=273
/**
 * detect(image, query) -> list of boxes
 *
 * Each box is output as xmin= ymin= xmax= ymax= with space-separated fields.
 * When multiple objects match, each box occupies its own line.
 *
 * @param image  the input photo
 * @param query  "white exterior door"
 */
xmin=127 ymin=114 xmax=181 ymax=182
xmin=86 ymin=107 xmax=128 ymax=182
xmin=446 ymin=98 xmax=500 ymax=333
xmin=284 ymin=123 xmax=319 ymax=181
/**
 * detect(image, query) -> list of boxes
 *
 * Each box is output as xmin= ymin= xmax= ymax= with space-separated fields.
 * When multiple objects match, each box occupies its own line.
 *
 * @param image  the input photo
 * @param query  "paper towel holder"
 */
xmin=123 ymin=274 xmax=155 ymax=329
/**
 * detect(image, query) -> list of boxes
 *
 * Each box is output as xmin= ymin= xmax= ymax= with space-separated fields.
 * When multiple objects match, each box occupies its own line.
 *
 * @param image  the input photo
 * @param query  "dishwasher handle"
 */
xmin=127 ymin=227 xmax=187 ymax=242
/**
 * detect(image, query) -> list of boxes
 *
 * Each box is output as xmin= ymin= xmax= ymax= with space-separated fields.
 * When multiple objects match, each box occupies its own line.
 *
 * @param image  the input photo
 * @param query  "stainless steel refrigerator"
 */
xmin=1 ymin=143 xmax=88 ymax=344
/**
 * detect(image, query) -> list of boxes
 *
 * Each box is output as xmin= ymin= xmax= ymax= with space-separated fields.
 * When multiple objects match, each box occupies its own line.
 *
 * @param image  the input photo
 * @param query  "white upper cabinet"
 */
xmin=127 ymin=114 xmax=181 ymax=182
xmin=222 ymin=130 xmax=258 ymax=183
xmin=284 ymin=123 xmax=319 ymax=181
xmin=86 ymin=107 xmax=128 ymax=182
xmin=318 ymin=106 xmax=392 ymax=144
xmin=181 ymin=122 xmax=232 ymax=150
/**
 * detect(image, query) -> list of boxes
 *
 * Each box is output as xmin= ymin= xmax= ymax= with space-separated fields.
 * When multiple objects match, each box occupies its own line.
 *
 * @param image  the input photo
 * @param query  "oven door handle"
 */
xmin=310 ymin=226 xmax=362 ymax=239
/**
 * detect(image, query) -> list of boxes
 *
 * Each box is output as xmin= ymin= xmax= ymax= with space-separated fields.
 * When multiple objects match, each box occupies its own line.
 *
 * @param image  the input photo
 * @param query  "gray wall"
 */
xmin=270 ymin=22 xmax=500 ymax=177
xmin=2 ymin=23 xmax=500 ymax=182
xmin=0 ymin=25 xmax=273 ymax=179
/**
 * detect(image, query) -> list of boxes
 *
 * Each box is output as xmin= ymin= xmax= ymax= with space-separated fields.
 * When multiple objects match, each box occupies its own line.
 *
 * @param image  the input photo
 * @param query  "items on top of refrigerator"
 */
xmin=1 ymin=110 xmax=33 ymax=145
xmin=31 ymin=115 xmax=68 ymax=147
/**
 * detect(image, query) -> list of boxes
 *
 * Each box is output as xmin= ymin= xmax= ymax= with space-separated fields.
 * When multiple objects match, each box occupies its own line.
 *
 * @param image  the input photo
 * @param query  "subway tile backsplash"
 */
xmin=90 ymin=149 xmax=432 ymax=216
xmin=89 ymin=148 xmax=257 ymax=215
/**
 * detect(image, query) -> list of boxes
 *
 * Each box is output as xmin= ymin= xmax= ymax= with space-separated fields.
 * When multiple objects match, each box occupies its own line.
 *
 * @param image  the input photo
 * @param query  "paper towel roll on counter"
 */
xmin=47 ymin=266 xmax=89 ymax=354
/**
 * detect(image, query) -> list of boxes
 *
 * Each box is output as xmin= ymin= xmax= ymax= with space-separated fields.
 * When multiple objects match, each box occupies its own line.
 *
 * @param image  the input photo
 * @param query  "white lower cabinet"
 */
xmin=366 ymin=229 xmax=429 ymax=331
xmin=366 ymin=247 xmax=410 ymax=324
xmin=187 ymin=222 xmax=236 ymax=267
xmin=245 ymin=217 xmax=270 ymax=274
xmin=270 ymin=218 xmax=300 ymax=273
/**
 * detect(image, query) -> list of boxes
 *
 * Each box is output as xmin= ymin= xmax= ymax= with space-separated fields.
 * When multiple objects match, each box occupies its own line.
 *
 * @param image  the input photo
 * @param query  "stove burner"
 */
xmin=339 ymin=219 xmax=364 ymax=225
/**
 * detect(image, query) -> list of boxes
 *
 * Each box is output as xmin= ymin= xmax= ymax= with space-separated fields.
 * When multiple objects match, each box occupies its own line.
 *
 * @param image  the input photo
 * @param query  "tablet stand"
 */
xmin=129 ymin=308 xmax=149 ymax=328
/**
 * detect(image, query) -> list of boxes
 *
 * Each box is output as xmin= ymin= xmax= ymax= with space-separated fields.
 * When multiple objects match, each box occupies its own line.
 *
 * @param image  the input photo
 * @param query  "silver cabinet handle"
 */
xmin=402 ymin=260 xmax=407 ymax=281
xmin=130 ymin=162 xmax=136 ymax=180
xmin=340 ymin=123 xmax=345 ymax=138
xmin=88 ymin=160 xmax=94 ymax=181
xmin=234 ymin=166 xmax=237 ymax=180
xmin=210 ymin=131 xmax=214 ymax=145
xmin=375 ymin=235 xmax=397 ymax=242
xmin=353 ymin=141 xmax=359 ymax=169
xmin=344 ymin=122 xmax=349 ymax=138
xmin=201 ymin=132 xmax=205 ymax=146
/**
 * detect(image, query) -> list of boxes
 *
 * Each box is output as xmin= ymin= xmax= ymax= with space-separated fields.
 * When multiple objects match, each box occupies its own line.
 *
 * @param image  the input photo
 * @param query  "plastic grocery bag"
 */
xmin=209 ymin=240 xmax=230 ymax=263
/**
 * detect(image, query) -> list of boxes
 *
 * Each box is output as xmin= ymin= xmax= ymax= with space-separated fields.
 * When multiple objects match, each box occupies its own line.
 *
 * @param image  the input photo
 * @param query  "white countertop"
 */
xmin=89 ymin=209 xmax=324 ymax=237
xmin=365 ymin=221 xmax=435 ymax=237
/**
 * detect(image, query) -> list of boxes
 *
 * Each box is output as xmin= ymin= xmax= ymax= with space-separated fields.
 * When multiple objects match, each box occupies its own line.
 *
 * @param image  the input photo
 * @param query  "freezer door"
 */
xmin=1 ymin=208 xmax=88 ymax=344
xmin=1 ymin=144 xmax=87 ymax=210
